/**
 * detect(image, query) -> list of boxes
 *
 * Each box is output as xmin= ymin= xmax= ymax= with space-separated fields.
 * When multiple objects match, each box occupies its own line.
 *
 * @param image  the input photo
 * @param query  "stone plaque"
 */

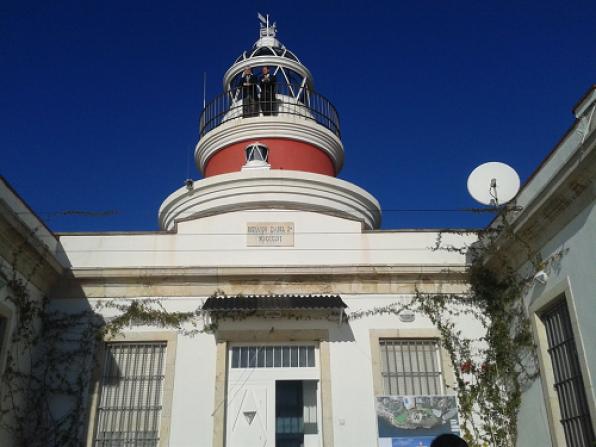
xmin=247 ymin=222 xmax=294 ymax=247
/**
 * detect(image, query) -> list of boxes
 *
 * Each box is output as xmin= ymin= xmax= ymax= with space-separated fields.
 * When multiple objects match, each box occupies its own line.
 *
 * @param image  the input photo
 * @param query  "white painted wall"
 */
xmin=48 ymin=290 xmax=484 ymax=447
xmin=57 ymin=211 xmax=476 ymax=269
xmin=516 ymin=379 xmax=553 ymax=447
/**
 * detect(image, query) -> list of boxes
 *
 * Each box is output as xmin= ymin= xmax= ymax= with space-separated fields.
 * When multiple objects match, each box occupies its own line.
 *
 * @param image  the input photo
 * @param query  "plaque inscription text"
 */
xmin=246 ymin=222 xmax=295 ymax=247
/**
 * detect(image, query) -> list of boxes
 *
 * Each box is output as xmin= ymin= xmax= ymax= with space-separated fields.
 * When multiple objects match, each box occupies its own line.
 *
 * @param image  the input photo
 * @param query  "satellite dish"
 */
xmin=467 ymin=162 xmax=520 ymax=206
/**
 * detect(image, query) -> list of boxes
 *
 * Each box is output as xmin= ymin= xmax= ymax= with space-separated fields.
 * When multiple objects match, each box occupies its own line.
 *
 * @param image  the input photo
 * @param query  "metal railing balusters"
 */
xmin=199 ymin=83 xmax=340 ymax=138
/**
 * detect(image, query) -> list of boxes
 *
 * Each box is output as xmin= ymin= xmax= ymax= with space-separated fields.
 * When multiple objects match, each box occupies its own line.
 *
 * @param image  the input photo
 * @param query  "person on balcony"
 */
xmin=259 ymin=66 xmax=277 ymax=116
xmin=241 ymin=67 xmax=258 ymax=118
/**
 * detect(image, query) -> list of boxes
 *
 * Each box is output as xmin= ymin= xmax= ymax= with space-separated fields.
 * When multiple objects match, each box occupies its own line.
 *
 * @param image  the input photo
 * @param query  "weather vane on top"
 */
xmin=258 ymin=13 xmax=277 ymax=38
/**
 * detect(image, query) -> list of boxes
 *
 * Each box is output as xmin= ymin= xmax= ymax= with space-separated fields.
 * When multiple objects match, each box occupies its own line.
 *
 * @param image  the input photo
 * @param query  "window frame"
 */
xmin=229 ymin=343 xmax=317 ymax=369
xmin=540 ymin=298 xmax=595 ymax=446
xmin=0 ymin=290 xmax=15 ymax=381
xmin=379 ymin=338 xmax=444 ymax=396
xmin=86 ymin=331 xmax=177 ymax=447
xmin=369 ymin=329 xmax=456 ymax=398
xmin=529 ymin=277 xmax=596 ymax=447
xmin=245 ymin=144 xmax=269 ymax=163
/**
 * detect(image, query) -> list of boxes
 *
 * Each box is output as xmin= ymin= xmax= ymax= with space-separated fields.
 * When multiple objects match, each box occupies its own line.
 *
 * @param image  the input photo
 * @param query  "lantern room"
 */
xmin=195 ymin=15 xmax=344 ymax=178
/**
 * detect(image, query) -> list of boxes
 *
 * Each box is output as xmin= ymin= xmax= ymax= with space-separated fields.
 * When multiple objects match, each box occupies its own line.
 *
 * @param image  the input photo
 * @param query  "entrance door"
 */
xmin=226 ymin=345 xmax=322 ymax=447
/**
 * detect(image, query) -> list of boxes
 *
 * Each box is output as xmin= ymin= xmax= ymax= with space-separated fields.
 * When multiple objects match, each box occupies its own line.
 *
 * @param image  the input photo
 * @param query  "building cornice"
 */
xmin=486 ymin=124 xmax=596 ymax=268
xmin=64 ymin=264 xmax=468 ymax=278
xmin=511 ymin=130 xmax=595 ymax=235
xmin=0 ymin=178 xmax=64 ymax=290
xmin=50 ymin=264 xmax=469 ymax=299
xmin=0 ymin=214 xmax=63 ymax=292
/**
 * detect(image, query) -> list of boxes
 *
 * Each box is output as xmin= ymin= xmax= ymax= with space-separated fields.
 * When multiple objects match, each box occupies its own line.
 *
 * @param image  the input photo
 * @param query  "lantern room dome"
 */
xmin=222 ymin=15 xmax=313 ymax=91
xmin=234 ymin=45 xmax=300 ymax=63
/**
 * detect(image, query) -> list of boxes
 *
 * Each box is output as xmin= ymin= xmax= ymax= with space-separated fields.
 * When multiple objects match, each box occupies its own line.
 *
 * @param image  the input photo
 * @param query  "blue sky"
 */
xmin=2 ymin=1 xmax=595 ymax=231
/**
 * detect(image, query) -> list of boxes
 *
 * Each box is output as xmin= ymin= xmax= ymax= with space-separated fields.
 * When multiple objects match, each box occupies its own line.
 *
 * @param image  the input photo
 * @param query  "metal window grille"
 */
xmin=380 ymin=339 xmax=443 ymax=395
xmin=541 ymin=300 xmax=595 ymax=447
xmin=93 ymin=342 xmax=167 ymax=447
xmin=0 ymin=315 xmax=7 ymax=373
xmin=0 ymin=315 xmax=6 ymax=350
xmin=230 ymin=345 xmax=315 ymax=368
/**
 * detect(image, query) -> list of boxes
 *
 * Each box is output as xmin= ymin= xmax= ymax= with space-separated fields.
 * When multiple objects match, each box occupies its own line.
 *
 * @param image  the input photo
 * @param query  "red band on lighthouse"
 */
xmin=204 ymin=138 xmax=336 ymax=177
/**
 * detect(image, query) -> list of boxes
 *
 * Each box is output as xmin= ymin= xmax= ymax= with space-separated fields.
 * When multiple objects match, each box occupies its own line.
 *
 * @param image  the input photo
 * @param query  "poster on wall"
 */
xmin=376 ymin=395 xmax=460 ymax=447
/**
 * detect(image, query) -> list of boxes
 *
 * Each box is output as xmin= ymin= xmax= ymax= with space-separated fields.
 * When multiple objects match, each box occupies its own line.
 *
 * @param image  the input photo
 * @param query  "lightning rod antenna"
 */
xmin=202 ymin=71 xmax=207 ymax=109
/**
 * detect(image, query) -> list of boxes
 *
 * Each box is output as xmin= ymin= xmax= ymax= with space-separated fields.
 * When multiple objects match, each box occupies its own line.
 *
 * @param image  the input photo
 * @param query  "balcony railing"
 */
xmin=199 ymin=83 xmax=340 ymax=138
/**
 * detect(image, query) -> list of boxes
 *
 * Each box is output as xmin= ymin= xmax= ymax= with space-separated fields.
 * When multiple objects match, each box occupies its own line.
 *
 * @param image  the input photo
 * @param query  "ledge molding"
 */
xmin=158 ymin=170 xmax=380 ymax=231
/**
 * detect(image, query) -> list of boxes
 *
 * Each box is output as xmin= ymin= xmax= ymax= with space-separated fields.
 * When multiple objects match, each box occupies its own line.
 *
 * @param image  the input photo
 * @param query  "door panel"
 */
xmin=227 ymin=384 xmax=273 ymax=447
xmin=302 ymin=380 xmax=319 ymax=447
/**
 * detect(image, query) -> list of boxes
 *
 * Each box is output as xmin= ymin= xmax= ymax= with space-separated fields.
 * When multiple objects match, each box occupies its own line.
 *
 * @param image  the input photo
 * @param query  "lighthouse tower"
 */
xmin=159 ymin=16 xmax=381 ymax=230
xmin=27 ymin=15 xmax=484 ymax=447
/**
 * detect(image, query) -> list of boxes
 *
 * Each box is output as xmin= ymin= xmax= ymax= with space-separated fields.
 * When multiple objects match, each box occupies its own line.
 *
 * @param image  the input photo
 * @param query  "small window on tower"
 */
xmin=245 ymin=143 xmax=269 ymax=163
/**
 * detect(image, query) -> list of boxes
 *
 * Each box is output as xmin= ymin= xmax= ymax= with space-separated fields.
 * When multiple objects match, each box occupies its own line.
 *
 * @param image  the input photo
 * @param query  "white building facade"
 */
xmin=2 ymin=16 xmax=593 ymax=447
xmin=52 ymin=222 xmax=474 ymax=447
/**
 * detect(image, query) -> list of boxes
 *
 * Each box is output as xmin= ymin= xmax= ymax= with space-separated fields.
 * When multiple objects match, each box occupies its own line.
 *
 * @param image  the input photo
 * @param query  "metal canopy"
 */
xmin=202 ymin=294 xmax=347 ymax=312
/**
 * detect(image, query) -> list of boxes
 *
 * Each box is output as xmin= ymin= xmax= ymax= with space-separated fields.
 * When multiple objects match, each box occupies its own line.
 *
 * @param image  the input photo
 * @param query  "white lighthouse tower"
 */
xmin=159 ymin=16 xmax=381 ymax=231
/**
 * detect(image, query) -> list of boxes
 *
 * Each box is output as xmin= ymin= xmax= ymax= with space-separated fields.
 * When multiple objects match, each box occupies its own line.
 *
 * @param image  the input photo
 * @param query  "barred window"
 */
xmin=93 ymin=342 xmax=167 ymax=447
xmin=380 ymin=339 xmax=443 ymax=395
xmin=230 ymin=345 xmax=315 ymax=368
xmin=541 ymin=299 xmax=595 ymax=447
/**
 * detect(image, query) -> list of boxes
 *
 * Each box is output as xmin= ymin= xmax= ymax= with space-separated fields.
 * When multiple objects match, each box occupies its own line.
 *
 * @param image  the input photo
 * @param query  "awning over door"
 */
xmin=202 ymin=294 xmax=347 ymax=311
